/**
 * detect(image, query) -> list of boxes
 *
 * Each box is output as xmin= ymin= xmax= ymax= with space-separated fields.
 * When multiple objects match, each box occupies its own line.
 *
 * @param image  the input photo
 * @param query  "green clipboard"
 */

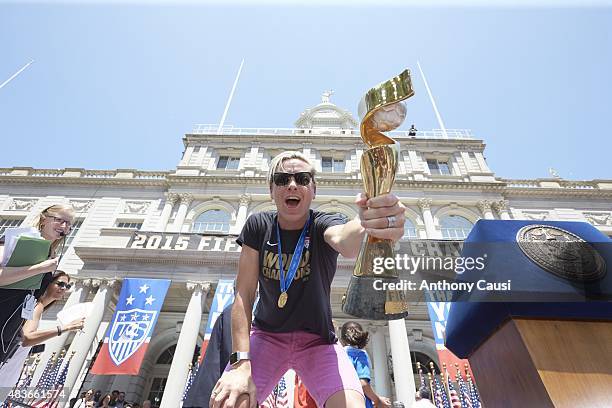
xmin=1 ymin=236 xmax=52 ymax=290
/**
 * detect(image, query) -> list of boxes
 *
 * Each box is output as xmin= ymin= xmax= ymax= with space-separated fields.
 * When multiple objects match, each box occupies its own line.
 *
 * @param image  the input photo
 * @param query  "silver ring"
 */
xmin=387 ymin=215 xmax=396 ymax=228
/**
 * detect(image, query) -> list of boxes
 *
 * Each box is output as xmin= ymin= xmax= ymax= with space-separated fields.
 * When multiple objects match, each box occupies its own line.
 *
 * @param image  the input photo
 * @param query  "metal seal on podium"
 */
xmin=516 ymin=225 xmax=606 ymax=282
xmin=342 ymin=69 xmax=414 ymax=320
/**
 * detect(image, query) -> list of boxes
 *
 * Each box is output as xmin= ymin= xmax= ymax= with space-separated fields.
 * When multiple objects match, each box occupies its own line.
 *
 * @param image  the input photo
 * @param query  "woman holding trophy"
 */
xmin=210 ymin=70 xmax=413 ymax=408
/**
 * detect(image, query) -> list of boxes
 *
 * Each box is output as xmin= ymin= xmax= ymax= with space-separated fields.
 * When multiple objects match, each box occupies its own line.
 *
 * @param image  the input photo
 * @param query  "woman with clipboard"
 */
xmin=0 ymin=204 xmax=75 ymax=368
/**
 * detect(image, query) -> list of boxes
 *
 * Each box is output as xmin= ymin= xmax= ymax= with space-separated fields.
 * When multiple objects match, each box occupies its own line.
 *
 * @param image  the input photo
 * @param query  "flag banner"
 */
xmin=91 ymin=278 xmax=171 ymax=375
xmin=425 ymin=302 xmax=474 ymax=378
xmin=199 ymin=279 xmax=234 ymax=362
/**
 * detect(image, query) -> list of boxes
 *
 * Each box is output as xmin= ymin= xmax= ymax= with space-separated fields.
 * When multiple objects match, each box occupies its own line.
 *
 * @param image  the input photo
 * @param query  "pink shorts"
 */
xmin=247 ymin=327 xmax=364 ymax=407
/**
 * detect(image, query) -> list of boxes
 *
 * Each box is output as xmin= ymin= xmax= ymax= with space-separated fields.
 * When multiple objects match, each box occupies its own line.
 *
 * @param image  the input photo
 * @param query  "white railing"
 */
xmin=559 ymin=181 xmax=597 ymax=190
xmin=506 ymin=180 xmax=540 ymax=188
xmin=192 ymin=124 xmax=474 ymax=140
xmin=30 ymin=169 xmax=63 ymax=177
xmin=134 ymin=171 xmax=168 ymax=179
xmin=506 ymin=179 xmax=600 ymax=190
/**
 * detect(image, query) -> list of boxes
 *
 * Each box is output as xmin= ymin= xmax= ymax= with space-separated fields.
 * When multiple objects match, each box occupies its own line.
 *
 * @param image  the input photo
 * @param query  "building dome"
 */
xmin=294 ymin=90 xmax=358 ymax=129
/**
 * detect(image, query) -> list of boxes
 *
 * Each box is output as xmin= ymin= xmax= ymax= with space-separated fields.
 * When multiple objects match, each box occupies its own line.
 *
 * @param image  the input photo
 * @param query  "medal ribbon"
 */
xmin=276 ymin=213 xmax=311 ymax=295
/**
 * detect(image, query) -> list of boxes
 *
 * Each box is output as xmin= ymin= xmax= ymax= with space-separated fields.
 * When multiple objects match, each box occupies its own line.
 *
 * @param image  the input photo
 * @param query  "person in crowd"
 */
xmin=142 ymin=399 xmax=151 ymax=408
xmin=73 ymin=389 xmax=96 ymax=408
xmin=97 ymin=393 xmax=112 ymax=408
xmin=341 ymin=321 xmax=392 ymax=408
xmin=94 ymin=390 xmax=102 ymax=403
xmin=0 ymin=270 xmax=84 ymax=400
xmin=210 ymin=151 xmax=405 ymax=408
xmin=109 ymin=390 xmax=120 ymax=406
xmin=412 ymin=388 xmax=436 ymax=408
xmin=114 ymin=391 xmax=127 ymax=408
xmin=0 ymin=204 xmax=75 ymax=367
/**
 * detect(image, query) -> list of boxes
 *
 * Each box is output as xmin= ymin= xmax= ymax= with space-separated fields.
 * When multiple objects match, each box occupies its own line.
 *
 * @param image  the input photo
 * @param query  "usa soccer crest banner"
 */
xmin=91 ymin=278 xmax=171 ymax=375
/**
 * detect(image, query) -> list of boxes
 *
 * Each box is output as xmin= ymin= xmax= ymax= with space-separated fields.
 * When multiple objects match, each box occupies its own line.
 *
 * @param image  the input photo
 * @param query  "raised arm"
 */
xmin=324 ymin=193 xmax=406 ymax=259
xmin=22 ymin=302 xmax=85 ymax=347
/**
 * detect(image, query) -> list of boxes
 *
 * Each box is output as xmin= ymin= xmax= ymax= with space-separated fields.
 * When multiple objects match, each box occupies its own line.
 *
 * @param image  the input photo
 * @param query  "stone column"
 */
xmin=477 ymin=200 xmax=495 ymax=220
xmin=493 ymin=200 xmax=511 ymax=220
xmin=417 ymin=198 xmax=437 ymax=239
xmin=31 ymin=279 xmax=92 ymax=385
xmin=230 ymin=194 xmax=251 ymax=234
xmin=159 ymin=282 xmax=211 ymax=408
xmin=370 ymin=325 xmax=391 ymax=397
xmin=158 ymin=193 xmax=179 ymax=232
xmin=170 ymin=194 xmax=194 ymax=233
xmin=388 ymin=319 xmax=415 ymax=405
xmin=62 ymin=279 xmax=116 ymax=405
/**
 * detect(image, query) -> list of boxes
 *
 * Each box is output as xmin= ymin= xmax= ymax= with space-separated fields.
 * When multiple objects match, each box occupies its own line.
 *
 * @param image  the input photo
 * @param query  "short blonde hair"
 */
xmin=34 ymin=204 xmax=75 ymax=256
xmin=268 ymin=151 xmax=316 ymax=187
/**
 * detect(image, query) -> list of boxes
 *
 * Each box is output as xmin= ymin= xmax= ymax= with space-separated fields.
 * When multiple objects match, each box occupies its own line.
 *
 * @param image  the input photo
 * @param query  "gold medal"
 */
xmin=278 ymin=291 xmax=288 ymax=308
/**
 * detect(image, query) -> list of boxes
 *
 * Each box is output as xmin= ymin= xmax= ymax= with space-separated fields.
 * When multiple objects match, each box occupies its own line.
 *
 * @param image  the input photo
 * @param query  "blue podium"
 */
xmin=445 ymin=220 xmax=612 ymax=408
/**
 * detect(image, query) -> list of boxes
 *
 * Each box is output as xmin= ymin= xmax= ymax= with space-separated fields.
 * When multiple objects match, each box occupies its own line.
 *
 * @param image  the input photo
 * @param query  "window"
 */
xmin=440 ymin=215 xmax=473 ymax=240
xmin=147 ymin=377 xmax=167 ymax=408
xmin=402 ymin=219 xmax=418 ymax=240
xmin=321 ymin=156 xmax=345 ymax=173
xmin=427 ymin=159 xmax=452 ymax=175
xmin=217 ymin=156 xmax=240 ymax=170
xmin=411 ymin=351 xmax=439 ymax=375
xmin=192 ymin=209 xmax=231 ymax=233
xmin=116 ymin=221 xmax=143 ymax=229
xmin=0 ymin=218 xmax=24 ymax=238
xmin=156 ymin=344 xmax=176 ymax=364
xmin=64 ymin=219 xmax=84 ymax=247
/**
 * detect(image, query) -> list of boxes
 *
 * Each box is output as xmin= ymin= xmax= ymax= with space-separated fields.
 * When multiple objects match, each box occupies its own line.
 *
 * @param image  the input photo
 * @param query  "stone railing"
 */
xmin=0 ymin=168 xmax=170 ymax=180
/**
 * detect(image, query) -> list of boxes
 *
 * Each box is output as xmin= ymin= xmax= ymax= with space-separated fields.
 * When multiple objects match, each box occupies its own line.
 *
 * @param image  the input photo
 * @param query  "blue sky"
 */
xmin=1 ymin=1 xmax=610 ymax=180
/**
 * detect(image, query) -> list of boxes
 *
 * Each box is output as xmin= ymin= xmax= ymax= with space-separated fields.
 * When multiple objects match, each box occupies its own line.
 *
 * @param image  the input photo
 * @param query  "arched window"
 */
xmin=402 ymin=219 xmax=418 ymax=240
xmin=192 ymin=209 xmax=231 ymax=233
xmin=156 ymin=345 xmax=176 ymax=364
xmin=440 ymin=215 xmax=473 ymax=240
xmin=411 ymin=351 xmax=439 ymax=375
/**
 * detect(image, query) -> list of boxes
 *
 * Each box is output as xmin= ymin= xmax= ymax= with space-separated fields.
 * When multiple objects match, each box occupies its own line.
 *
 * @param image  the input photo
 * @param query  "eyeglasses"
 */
xmin=55 ymin=281 xmax=73 ymax=290
xmin=48 ymin=215 xmax=72 ymax=229
xmin=273 ymin=172 xmax=313 ymax=187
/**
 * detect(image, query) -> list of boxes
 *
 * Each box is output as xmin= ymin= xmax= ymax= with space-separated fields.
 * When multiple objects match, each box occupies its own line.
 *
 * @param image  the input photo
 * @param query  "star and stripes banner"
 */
xmin=199 ymin=279 xmax=234 ymax=362
xmin=455 ymin=365 xmax=472 ymax=408
xmin=91 ymin=278 xmax=171 ymax=375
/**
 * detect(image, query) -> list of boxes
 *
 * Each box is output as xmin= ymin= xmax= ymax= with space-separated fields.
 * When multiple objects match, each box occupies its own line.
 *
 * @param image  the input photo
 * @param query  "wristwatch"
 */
xmin=229 ymin=351 xmax=250 ymax=367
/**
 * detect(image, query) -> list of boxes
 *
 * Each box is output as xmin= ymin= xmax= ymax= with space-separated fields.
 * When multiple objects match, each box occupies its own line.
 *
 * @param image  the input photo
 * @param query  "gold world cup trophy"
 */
xmin=342 ymin=69 xmax=414 ymax=320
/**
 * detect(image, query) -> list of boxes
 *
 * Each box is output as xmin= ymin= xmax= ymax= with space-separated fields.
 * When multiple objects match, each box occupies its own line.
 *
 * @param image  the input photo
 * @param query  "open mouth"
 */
xmin=285 ymin=196 xmax=301 ymax=208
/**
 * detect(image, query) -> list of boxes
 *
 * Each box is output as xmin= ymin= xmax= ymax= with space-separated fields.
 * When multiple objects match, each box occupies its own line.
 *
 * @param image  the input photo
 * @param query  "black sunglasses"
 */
xmin=55 ymin=281 xmax=73 ymax=290
xmin=273 ymin=172 xmax=313 ymax=187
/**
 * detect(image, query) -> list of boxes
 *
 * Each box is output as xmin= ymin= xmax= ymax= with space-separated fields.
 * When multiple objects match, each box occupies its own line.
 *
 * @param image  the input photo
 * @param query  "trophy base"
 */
xmin=342 ymin=275 xmax=408 ymax=320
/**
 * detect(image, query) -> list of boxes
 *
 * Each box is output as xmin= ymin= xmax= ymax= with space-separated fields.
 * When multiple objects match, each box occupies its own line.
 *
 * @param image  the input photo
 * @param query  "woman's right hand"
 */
xmin=64 ymin=317 xmax=86 ymax=332
xmin=35 ymin=257 xmax=59 ymax=273
xmin=210 ymin=362 xmax=257 ymax=408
